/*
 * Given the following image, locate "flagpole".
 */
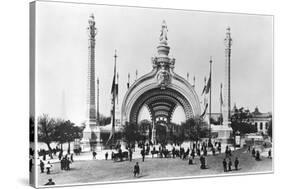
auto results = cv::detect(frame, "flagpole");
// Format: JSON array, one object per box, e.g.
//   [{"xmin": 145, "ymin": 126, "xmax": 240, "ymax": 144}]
[
  {"xmin": 112, "ymin": 50, "xmax": 117, "ymax": 145},
  {"xmin": 209, "ymin": 57, "xmax": 212, "ymax": 138},
  {"xmin": 220, "ymin": 83, "xmax": 223, "ymax": 125}
]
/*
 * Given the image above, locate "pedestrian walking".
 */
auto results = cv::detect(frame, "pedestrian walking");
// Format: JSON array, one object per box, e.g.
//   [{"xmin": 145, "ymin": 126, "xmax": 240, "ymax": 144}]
[
  {"xmin": 212, "ymin": 147, "xmax": 216, "ymax": 156},
  {"xmin": 66, "ymin": 158, "xmax": 71, "ymax": 170},
  {"xmin": 234, "ymin": 157, "xmax": 239, "ymax": 170},
  {"xmin": 45, "ymin": 161, "xmax": 52, "ymax": 174},
  {"xmin": 141, "ymin": 149, "xmax": 145, "ymax": 162},
  {"xmin": 252, "ymin": 148, "xmax": 256, "ymax": 157},
  {"xmin": 60, "ymin": 158, "xmax": 64, "ymax": 170},
  {"xmin": 223, "ymin": 159, "xmax": 227, "ymax": 172},
  {"xmin": 133, "ymin": 162, "xmax": 140, "ymax": 177},
  {"xmin": 92, "ymin": 151, "xmax": 97, "ymax": 159},
  {"xmin": 105, "ymin": 152, "xmax": 108, "ymax": 160},
  {"xmin": 268, "ymin": 149, "xmax": 272, "ymax": 159},
  {"xmin": 255, "ymin": 150, "xmax": 261, "ymax": 161},
  {"xmin": 188, "ymin": 156, "xmax": 193, "ymax": 165},
  {"xmin": 40, "ymin": 160, "xmax": 45, "ymax": 173},
  {"xmin": 228, "ymin": 158, "xmax": 232, "ymax": 171}
]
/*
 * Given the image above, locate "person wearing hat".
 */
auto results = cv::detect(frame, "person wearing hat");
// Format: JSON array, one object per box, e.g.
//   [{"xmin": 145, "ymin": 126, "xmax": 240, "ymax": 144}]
[
  {"xmin": 44, "ymin": 178, "xmax": 55, "ymax": 185},
  {"xmin": 133, "ymin": 162, "xmax": 140, "ymax": 177}
]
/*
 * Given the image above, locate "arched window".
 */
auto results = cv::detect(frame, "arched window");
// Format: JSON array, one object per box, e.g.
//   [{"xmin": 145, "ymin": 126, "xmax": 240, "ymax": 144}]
[{"xmin": 260, "ymin": 122, "xmax": 263, "ymax": 130}]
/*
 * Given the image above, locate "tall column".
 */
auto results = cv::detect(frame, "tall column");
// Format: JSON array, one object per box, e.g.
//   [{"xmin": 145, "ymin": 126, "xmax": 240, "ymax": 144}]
[
  {"xmin": 88, "ymin": 14, "xmax": 97, "ymax": 130},
  {"xmin": 223, "ymin": 27, "xmax": 232, "ymax": 127},
  {"xmin": 81, "ymin": 14, "xmax": 98, "ymax": 151},
  {"xmin": 97, "ymin": 78, "xmax": 99, "ymax": 125}
]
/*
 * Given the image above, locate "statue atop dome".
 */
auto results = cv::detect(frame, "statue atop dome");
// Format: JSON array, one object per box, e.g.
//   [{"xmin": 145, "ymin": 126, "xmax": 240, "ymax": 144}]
[{"xmin": 159, "ymin": 20, "xmax": 168, "ymax": 45}]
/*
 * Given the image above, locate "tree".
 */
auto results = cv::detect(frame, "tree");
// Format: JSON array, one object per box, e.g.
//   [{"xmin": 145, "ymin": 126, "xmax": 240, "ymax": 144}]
[
  {"xmin": 122, "ymin": 122, "xmax": 140, "ymax": 145},
  {"xmin": 231, "ymin": 106, "xmax": 257, "ymax": 134},
  {"xmin": 98, "ymin": 114, "xmax": 111, "ymax": 126},
  {"xmin": 182, "ymin": 116, "xmax": 209, "ymax": 143},
  {"xmin": 54, "ymin": 120, "xmax": 83, "ymax": 153},
  {"xmin": 38, "ymin": 114, "xmax": 55, "ymax": 158}
]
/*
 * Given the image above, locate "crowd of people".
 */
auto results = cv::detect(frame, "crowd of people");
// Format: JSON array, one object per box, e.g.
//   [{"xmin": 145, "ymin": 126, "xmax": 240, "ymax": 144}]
[{"xmin": 36, "ymin": 139, "xmax": 272, "ymax": 184}]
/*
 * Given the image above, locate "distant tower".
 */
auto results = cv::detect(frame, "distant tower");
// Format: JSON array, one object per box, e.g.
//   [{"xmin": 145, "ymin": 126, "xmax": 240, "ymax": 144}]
[{"xmin": 223, "ymin": 27, "xmax": 232, "ymax": 126}]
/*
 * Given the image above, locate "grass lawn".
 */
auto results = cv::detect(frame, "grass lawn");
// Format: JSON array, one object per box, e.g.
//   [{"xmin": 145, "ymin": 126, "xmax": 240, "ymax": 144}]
[{"xmin": 38, "ymin": 148, "xmax": 272, "ymax": 186}]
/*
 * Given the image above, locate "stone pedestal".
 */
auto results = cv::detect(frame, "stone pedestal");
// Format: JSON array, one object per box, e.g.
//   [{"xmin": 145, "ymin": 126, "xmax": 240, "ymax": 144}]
[
  {"xmin": 92, "ymin": 126, "xmax": 102, "ymax": 151},
  {"xmin": 212, "ymin": 124, "xmax": 233, "ymax": 144},
  {"xmin": 81, "ymin": 127, "xmax": 92, "ymax": 152}
]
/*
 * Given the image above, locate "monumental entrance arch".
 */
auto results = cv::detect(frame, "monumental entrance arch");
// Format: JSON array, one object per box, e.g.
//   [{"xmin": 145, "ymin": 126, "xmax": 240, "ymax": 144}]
[{"xmin": 121, "ymin": 21, "xmax": 201, "ymax": 142}]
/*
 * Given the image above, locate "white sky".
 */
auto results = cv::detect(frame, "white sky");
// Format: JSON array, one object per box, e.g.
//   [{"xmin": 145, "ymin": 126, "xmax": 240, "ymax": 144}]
[{"xmin": 36, "ymin": 1, "xmax": 273, "ymax": 125}]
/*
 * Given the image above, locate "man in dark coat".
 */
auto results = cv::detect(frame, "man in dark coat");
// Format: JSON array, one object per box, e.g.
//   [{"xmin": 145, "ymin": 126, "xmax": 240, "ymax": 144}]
[
  {"xmin": 223, "ymin": 159, "xmax": 227, "ymax": 172},
  {"xmin": 212, "ymin": 147, "xmax": 216, "ymax": 156},
  {"xmin": 234, "ymin": 157, "xmax": 239, "ymax": 170},
  {"xmin": 129, "ymin": 149, "xmax": 133, "ymax": 161},
  {"xmin": 141, "ymin": 149, "xmax": 145, "ymax": 162},
  {"xmin": 66, "ymin": 158, "xmax": 71, "ymax": 170},
  {"xmin": 188, "ymin": 156, "xmax": 193, "ymax": 165},
  {"xmin": 252, "ymin": 148, "xmax": 256, "ymax": 157},
  {"xmin": 255, "ymin": 150, "xmax": 261, "ymax": 161},
  {"xmin": 133, "ymin": 162, "xmax": 140, "ymax": 177},
  {"xmin": 40, "ymin": 160, "xmax": 44, "ymax": 173},
  {"xmin": 228, "ymin": 158, "xmax": 232, "ymax": 171},
  {"xmin": 200, "ymin": 155, "xmax": 206, "ymax": 169},
  {"xmin": 105, "ymin": 152, "xmax": 108, "ymax": 160},
  {"xmin": 172, "ymin": 147, "xmax": 175, "ymax": 158},
  {"xmin": 268, "ymin": 149, "xmax": 272, "ymax": 159}
]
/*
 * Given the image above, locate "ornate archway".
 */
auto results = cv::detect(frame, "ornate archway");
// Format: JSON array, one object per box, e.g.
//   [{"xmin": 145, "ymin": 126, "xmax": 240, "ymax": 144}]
[{"xmin": 121, "ymin": 21, "xmax": 201, "ymax": 142}]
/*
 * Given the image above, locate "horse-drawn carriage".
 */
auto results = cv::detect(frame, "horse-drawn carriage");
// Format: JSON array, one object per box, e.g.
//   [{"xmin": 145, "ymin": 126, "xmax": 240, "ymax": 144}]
[{"xmin": 112, "ymin": 150, "xmax": 129, "ymax": 161}]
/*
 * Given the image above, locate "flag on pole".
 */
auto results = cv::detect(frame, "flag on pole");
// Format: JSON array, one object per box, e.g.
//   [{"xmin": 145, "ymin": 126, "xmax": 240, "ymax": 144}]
[
  {"xmin": 220, "ymin": 83, "xmax": 223, "ymax": 106},
  {"xmin": 201, "ymin": 85, "xmax": 206, "ymax": 96},
  {"xmin": 201, "ymin": 77, "xmax": 207, "ymax": 96},
  {"xmin": 201, "ymin": 103, "xmax": 208, "ymax": 118},
  {"xmin": 205, "ymin": 76, "xmax": 211, "ymax": 94}
]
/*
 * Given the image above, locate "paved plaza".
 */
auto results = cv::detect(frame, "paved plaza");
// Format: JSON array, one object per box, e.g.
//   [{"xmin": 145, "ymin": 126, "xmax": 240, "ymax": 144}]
[{"xmin": 38, "ymin": 147, "xmax": 272, "ymax": 186}]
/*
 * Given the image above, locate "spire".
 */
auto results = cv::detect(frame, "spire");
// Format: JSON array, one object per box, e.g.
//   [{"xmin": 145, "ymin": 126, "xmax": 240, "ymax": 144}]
[
  {"xmin": 135, "ymin": 70, "xmax": 138, "ymax": 81},
  {"xmin": 187, "ymin": 72, "xmax": 189, "ymax": 82},
  {"xmin": 193, "ymin": 76, "xmax": 196, "ymax": 88},
  {"xmin": 127, "ymin": 73, "xmax": 130, "ymax": 89}
]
